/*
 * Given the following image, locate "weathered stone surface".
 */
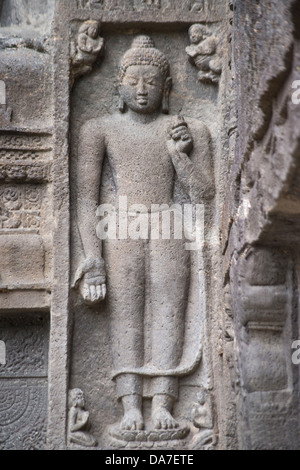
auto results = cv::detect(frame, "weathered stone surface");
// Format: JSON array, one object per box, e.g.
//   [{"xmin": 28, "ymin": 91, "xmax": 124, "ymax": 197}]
[
  {"xmin": 0, "ymin": 313, "xmax": 49, "ymax": 450},
  {"xmin": 220, "ymin": 0, "xmax": 300, "ymax": 451}
]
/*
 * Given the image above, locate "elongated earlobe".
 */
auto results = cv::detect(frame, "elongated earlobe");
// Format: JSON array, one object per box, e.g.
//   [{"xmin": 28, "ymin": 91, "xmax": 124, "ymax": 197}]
[
  {"xmin": 119, "ymin": 96, "xmax": 126, "ymax": 113},
  {"xmin": 162, "ymin": 93, "xmax": 169, "ymax": 114},
  {"xmin": 162, "ymin": 77, "xmax": 172, "ymax": 114}
]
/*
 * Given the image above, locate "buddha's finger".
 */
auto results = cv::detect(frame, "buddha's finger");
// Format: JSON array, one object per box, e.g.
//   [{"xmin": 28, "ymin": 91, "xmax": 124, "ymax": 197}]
[
  {"xmin": 171, "ymin": 125, "xmax": 188, "ymax": 134},
  {"xmin": 96, "ymin": 285, "xmax": 102, "ymax": 299},
  {"xmin": 90, "ymin": 285, "xmax": 96, "ymax": 301},
  {"xmin": 171, "ymin": 128, "xmax": 187, "ymax": 140},
  {"xmin": 83, "ymin": 284, "xmax": 90, "ymax": 300},
  {"xmin": 181, "ymin": 133, "xmax": 192, "ymax": 141},
  {"xmin": 102, "ymin": 284, "xmax": 107, "ymax": 299}
]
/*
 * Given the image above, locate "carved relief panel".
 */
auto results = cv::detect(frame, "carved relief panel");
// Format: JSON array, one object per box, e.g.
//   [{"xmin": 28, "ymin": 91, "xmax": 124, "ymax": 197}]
[
  {"xmin": 0, "ymin": 130, "xmax": 53, "ymax": 289},
  {"xmin": 76, "ymin": 0, "xmax": 221, "ymax": 14},
  {"xmin": 68, "ymin": 0, "xmax": 224, "ymax": 448}
]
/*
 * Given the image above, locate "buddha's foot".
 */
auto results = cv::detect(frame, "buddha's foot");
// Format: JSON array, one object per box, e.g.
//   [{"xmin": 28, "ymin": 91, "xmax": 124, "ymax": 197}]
[
  {"xmin": 120, "ymin": 409, "xmax": 144, "ymax": 431},
  {"xmin": 152, "ymin": 407, "xmax": 179, "ymax": 430}
]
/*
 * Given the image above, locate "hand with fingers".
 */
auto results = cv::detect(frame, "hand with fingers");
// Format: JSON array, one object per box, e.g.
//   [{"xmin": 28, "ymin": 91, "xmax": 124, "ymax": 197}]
[
  {"xmin": 74, "ymin": 257, "xmax": 106, "ymax": 306},
  {"xmin": 167, "ymin": 115, "xmax": 194, "ymax": 156}
]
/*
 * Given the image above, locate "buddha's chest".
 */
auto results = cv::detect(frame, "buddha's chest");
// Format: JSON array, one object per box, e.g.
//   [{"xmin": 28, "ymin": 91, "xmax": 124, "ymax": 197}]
[{"xmin": 104, "ymin": 122, "xmax": 172, "ymax": 177}]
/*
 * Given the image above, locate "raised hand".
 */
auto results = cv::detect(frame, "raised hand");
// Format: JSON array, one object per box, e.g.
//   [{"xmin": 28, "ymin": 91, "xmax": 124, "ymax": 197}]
[{"xmin": 167, "ymin": 116, "xmax": 193, "ymax": 156}]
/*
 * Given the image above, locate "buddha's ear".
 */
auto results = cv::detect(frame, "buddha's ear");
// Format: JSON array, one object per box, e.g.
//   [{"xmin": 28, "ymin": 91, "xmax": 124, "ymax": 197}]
[
  {"xmin": 119, "ymin": 95, "xmax": 126, "ymax": 113},
  {"xmin": 162, "ymin": 77, "xmax": 172, "ymax": 114}
]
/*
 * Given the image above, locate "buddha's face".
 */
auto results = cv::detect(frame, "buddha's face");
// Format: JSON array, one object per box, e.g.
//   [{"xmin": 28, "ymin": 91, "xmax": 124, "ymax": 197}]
[{"xmin": 120, "ymin": 64, "xmax": 166, "ymax": 114}]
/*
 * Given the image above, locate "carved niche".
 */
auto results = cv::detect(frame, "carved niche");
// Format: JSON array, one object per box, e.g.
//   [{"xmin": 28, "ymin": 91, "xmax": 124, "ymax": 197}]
[{"xmin": 70, "ymin": 23, "xmax": 217, "ymax": 449}]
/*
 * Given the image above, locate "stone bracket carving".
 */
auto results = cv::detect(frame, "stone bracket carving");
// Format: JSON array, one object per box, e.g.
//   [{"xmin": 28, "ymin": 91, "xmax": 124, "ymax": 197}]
[
  {"xmin": 70, "ymin": 20, "xmax": 104, "ymax": 84},
  {"xmin": 186, "ymin": 24, "xmax": 222, "ymax": 85}
]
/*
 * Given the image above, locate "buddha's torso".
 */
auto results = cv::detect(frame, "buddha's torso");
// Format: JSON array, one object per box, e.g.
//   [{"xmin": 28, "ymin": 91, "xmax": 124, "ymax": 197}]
[{"xmin": 101, "ymin": 114, "xmax": 175, "ymax": 208}]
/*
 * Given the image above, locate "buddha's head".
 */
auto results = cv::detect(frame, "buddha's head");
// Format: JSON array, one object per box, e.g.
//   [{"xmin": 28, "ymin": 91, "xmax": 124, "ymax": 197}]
[{"xmin": 118, "ymin": 36, "xmax": 172, "ymax": 115}]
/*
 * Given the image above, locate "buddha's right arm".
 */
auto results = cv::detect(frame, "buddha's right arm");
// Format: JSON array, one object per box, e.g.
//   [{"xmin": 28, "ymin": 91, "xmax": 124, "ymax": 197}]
[
  {"xmin": 77, "ymin": 119, "xmax": 105, "ymax": 261},
  {"xmin": 75, "ymin": 120, "xmax": 107, "ymax": 302}
]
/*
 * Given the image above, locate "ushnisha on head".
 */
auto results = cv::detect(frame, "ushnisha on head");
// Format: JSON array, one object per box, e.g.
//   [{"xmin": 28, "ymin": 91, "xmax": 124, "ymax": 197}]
[
  {"xmin": 118, "ymin": 35, "xmax": 172, "ymax": 114},
  {"xmin": 119, "ymin": 35, "xmax": 170, "ymax": 83}
]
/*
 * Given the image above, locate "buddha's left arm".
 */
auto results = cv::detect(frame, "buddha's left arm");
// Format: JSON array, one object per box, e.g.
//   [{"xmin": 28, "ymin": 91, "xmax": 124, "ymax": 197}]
[
  {"xmin": 168, "ymin": 119, "xmax": 215, "ymax": 203},
  {"xmin": 189, "ymin": 120, "xmax": 215, "ymax": 202}
]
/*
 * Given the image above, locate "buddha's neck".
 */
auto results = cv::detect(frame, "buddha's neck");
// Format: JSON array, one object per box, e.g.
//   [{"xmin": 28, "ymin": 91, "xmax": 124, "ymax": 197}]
[{"xmin": 126, "ymin": 108, "xmax": 161, "ymax": 124}]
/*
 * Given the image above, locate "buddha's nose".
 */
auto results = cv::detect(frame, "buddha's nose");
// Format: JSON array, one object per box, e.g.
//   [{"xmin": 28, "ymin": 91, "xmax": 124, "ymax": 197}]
[{"xmin": 137, "ymin": 80, "xmax": 147, "ymax": 95}]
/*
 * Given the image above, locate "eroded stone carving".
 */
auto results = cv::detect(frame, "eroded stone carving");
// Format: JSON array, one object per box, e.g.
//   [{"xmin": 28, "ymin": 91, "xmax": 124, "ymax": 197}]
[
  {"xmin": 190, "ymin": 389, "xmax": 215, "ymax": 450},
  {"xmin": 186, "ymin": 24, "xmax": 222, "ymax": 85},
  {"xmin": 68, "ymin": 389, "xmax": 97, "ymax": 447},
  {"xmin": 237, "ymin": 248, "xmax": 289, "ymax": 392},
  {"xmin": 0, "ymin": 131, "xmax": 52, "ymax": 182},
  {"xmin": 77, "ymin": 0, "xmax": 159, "ymax": 10},
  {"xmin": 0, "ymin": 314, "xmax": 49, "ymax": 450},
  {"xmin": 191, "ymin": 390, "xmax": 213, "ymax": 430},
  {"xmin": 76, "ymin": 0, "xmax": 220, "ymax": 13},
  {"xmin": 75, "ymin": 35, "xmax": 214, "ymax": 441},
  {"xmin": 71, "ymin": 20, "xmax": 104, "ymax": 82},
  {"xmin": 0, "ymin": 163, "xmax": 51, "ymax": 183},
  {"xmin": 0, "ymin": 185, "xmax": 43, "ymax": 232},
  {"xmin": 0, "ymin": 385, "xmax": 47, "ymax": 450},
  {"xmin": 231, "ymin": 247, "xmax": 296, "ymax": 449},
  {"xmin": 0, "ymin": 133, "xmax": 52, "ymax": 151}
]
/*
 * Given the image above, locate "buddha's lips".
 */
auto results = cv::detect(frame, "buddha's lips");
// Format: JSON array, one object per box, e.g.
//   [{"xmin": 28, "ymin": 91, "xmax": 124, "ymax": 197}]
[{"xmin": 137, "ymin": 97, "xmax": 148, "ymax": 105}]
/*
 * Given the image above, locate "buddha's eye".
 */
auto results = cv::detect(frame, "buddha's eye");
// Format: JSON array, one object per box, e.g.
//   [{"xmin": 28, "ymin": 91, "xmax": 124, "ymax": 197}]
[
  {"xmin": 145, "ymin": 79, "xmax": 156, "ymax": 86},
  {"xmin": 126, "ymin": 79, "xmax": 138, "ymax": 86}
]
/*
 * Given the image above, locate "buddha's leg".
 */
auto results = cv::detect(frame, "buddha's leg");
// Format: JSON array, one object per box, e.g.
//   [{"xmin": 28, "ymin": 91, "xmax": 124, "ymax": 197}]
[
  {"xmin": 149, "ymin": 237, "xmax": 190, "ymax": 429},
  {"xmin": 104, "ymin": 238, "xmax": 146, "ymax": 430}
]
